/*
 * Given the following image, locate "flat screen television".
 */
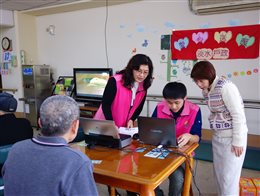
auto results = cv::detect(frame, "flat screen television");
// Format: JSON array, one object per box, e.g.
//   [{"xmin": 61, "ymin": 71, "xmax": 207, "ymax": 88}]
[{"xmin": 73, "ymin": 68, "xmax": 113, "ymax": 104}]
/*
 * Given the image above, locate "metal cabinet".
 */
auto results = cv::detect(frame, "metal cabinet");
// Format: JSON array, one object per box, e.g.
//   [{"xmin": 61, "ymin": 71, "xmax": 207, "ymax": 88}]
[{"xmin": 21, "ymin": 65, "xmax": 51, "ymax": 127}]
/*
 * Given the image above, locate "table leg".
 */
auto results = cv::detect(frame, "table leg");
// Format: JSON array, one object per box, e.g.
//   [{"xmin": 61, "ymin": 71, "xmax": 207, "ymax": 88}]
[
  {"xmin": 110, "ymin": 186, "xmax": 116, "ymax": 196},
  {"xmin": 140, "ymin": 185, "xmax": 155, "ymax": 196},
  {"xmin": 182, "ymin": 156, "xmax": 194, "ymax": 196}
]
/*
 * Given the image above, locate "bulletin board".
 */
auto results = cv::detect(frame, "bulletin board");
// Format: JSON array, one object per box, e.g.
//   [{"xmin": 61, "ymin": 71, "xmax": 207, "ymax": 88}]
[
  {"xmin": 171, "ymin": 25, "xmax": 260, "ymax": 60},
  {"xmin": 166, "ymin": 24, "xmax": 260, "ymax": 101}
]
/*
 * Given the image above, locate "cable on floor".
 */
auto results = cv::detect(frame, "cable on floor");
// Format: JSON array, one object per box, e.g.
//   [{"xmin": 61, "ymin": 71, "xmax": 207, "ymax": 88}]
[{"xmin": 169, "ymin": 149, "xmax": 203, "ymax": 196}]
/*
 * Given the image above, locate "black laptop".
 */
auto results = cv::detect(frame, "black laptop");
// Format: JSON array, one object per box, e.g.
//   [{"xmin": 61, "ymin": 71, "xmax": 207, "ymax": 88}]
[
  {"xmin": 137, "ymin": 116, "xmax": 177, "ymax": 147},
  {"xmin": 79, "ymin": 117, "xmax": 131, "ymax": 148}
]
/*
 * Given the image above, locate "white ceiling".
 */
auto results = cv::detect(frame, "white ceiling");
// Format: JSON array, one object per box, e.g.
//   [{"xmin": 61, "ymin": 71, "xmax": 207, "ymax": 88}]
[
  {"xmin": 0, "ymin": 0, "xmax": 80, "ymax": 11},
  {"xmin": 0, "ymin": 0, "xmax": 141, "ymax": 16}
]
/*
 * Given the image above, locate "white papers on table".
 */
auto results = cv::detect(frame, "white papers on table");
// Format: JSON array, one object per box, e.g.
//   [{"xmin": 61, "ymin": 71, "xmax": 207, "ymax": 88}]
[{"xmin": 118, "ymin": 127, "xmax": 138, "ymax": 137}]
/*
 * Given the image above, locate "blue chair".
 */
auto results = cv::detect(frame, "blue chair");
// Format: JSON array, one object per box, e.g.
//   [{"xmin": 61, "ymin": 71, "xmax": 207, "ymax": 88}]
[{"xmin": 0, "ymin": 144, "xmax": 12, "ymax": 196}]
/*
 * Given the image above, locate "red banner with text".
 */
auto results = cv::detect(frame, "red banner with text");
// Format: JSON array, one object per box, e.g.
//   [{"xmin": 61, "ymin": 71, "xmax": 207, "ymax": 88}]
[{"xmin": 171, "ymin": 24, "xmax": 260, "ymax": 60}]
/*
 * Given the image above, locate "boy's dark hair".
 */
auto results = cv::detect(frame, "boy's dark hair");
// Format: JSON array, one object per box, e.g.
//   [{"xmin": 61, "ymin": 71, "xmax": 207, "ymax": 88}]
[{"xmin": 163, "ymin": 82, "xmax": 187, "ymax": 99}]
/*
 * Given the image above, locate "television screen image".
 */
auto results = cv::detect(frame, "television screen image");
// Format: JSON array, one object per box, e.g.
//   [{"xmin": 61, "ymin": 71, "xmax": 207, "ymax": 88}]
[
  {"xmin": 73, "ymin": 68, "xmax": 113, "ymax": 102},
  {"xmin": 76, "ymin": 73, "xmax": 108, "ymax": 96}
]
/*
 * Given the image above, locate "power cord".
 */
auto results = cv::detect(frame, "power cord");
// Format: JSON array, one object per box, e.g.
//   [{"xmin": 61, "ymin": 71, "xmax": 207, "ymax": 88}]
[
  {"xmin": 104, "ymin": 0, "xmax": 109, "ymax": 68},
  {"xmin": 193, "ymin": 159, "xmax": 201, "ymax": 195},
  {"xmin": 169, "ymin": 149, "xmax": 203, "ymax": 196},
  {"xmin": 142, "ymin": 146, "xmax": 202, "ymax": 195}
]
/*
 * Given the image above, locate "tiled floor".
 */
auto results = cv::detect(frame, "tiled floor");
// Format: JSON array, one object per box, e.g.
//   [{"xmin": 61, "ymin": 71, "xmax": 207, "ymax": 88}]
[{"xmin": 96, "ymin": 160, "xmax": 260, "ymax": 196}]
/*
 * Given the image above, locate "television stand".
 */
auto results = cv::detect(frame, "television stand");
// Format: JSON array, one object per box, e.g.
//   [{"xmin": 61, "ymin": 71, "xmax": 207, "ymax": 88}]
[
  {"xmin": 83, "ymin": 101, "xmax": 100, "ymax": 108},
  {"xmin": 76, "ymin": 99, "xmax": 101, "ymax": 118},
  {"xmin": 79, "ymin": 104, "xmax": 99, "ymax": 118}
]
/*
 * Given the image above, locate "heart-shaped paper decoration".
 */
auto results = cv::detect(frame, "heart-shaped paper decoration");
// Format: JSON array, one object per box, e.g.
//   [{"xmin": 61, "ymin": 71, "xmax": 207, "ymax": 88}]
[
  {"xmin": 192, "ymin": 32, "xmax": 208, "ymax": 44},
  {"xmin": 174, "ymin": 37, "xmax": 189, "ymax": 51},
  {"xmin": 214, "ymin": 31, "xmax": 232, "ymax": 43},
  {"xmin": 236, "ymin": 34, "xmax": 255, "ymax": 48}
]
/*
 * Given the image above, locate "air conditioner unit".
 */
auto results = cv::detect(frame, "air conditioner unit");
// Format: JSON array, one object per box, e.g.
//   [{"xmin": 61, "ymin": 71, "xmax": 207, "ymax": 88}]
[{"xmin": 190, "ymin": 0, "xmax": 260, "ymax": 15}]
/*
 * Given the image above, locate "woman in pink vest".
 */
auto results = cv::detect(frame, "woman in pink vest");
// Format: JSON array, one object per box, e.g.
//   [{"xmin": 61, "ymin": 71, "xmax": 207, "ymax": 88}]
[
  {"xmin": 94, "ymin": 54, "xmax": 153, "ymax": 196},
  {"xmin": 94, "ymin": 54, "xmax": 154, "ymax": 128},
  {"xmin": 152, "ymin": 82, "xmax": 202, "ymax": 196}
]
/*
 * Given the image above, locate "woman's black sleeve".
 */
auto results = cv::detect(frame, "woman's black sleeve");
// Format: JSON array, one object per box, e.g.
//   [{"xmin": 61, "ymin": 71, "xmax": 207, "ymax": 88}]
[
  {"xmin": 130, "ymin": 92, "xmax": 147, "ymax": 121},
  {"xmin": 102, "ymin": 77, "xmax": 117, "ymax": 120}
]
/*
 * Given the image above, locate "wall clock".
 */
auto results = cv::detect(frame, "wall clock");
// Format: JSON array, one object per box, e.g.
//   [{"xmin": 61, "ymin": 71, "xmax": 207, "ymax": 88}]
[{"xmin": 2, "ymin": 37, "xmax": 12, "ymax": 50}]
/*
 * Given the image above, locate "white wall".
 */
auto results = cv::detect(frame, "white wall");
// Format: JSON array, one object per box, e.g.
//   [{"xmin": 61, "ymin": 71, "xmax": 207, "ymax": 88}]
[
  {"xmin": 0, "ymin": 12, "xmax": 38, "ymax": 112},
  {"xmin": 0, "ymin": 16, "xmax": 22, "ymax": 110},
  {"xmin": 16, "ymin": 12, "xmax": 38, "ymax": 65},
  {"xmin": 35, "ymin": 1, "xmax": 259, "ymax": 86}
]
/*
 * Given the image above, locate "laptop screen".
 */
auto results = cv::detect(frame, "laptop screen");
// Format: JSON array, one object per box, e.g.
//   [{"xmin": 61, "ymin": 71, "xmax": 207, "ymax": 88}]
[
  {"xmin": 137, "ymin": 116, "xmax": 177, "ymax": 147},
  {"xmin": 79, "ymin": 117, "xmax": 120, "ymax": 139}
]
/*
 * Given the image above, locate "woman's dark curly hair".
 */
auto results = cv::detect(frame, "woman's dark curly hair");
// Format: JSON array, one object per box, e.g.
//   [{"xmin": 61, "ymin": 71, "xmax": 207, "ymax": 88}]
[{"xmin": 117, "ymin": 54, "xmax": 154, "ymax": 90}]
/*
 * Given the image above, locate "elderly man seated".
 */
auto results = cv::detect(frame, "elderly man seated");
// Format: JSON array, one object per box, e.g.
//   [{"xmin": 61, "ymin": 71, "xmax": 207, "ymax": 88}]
[{"xmin": 2, "ymin": 95, "xmax": 98, "ymax": 195}]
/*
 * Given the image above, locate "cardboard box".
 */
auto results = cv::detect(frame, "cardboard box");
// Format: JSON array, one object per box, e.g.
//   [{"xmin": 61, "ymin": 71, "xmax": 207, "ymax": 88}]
[
  {"xmin": 252, "ymin": 178, "xmax": 260, "ymax": 196},
  {"xmin": 240, "ymin": 177, "xmax": 256, "ymax": 196}
]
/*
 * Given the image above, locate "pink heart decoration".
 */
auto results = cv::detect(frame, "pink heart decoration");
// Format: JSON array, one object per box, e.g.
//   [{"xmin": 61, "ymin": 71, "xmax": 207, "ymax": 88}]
[{"xmin": 192, "ymin": 32, "xmax": 208, "ymax": 44}]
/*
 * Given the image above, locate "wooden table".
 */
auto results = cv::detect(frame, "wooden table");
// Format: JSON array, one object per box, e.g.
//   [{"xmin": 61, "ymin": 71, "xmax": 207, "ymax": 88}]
[{"xmin": 70, "ymin": 141, "xmax": 198, "ymax": 196}]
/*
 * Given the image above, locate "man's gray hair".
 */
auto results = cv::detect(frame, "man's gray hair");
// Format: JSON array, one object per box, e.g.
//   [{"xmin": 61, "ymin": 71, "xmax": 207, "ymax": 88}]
[{"xmin": 40, "ymin": 95, "xmax": 79, "ymax": 136}]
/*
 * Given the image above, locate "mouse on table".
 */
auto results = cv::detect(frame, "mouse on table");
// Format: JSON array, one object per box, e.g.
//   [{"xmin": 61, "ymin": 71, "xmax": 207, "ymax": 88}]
[{"xmin": 132, "ymin": 133, "xmax": 139, "ymax": 140}]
